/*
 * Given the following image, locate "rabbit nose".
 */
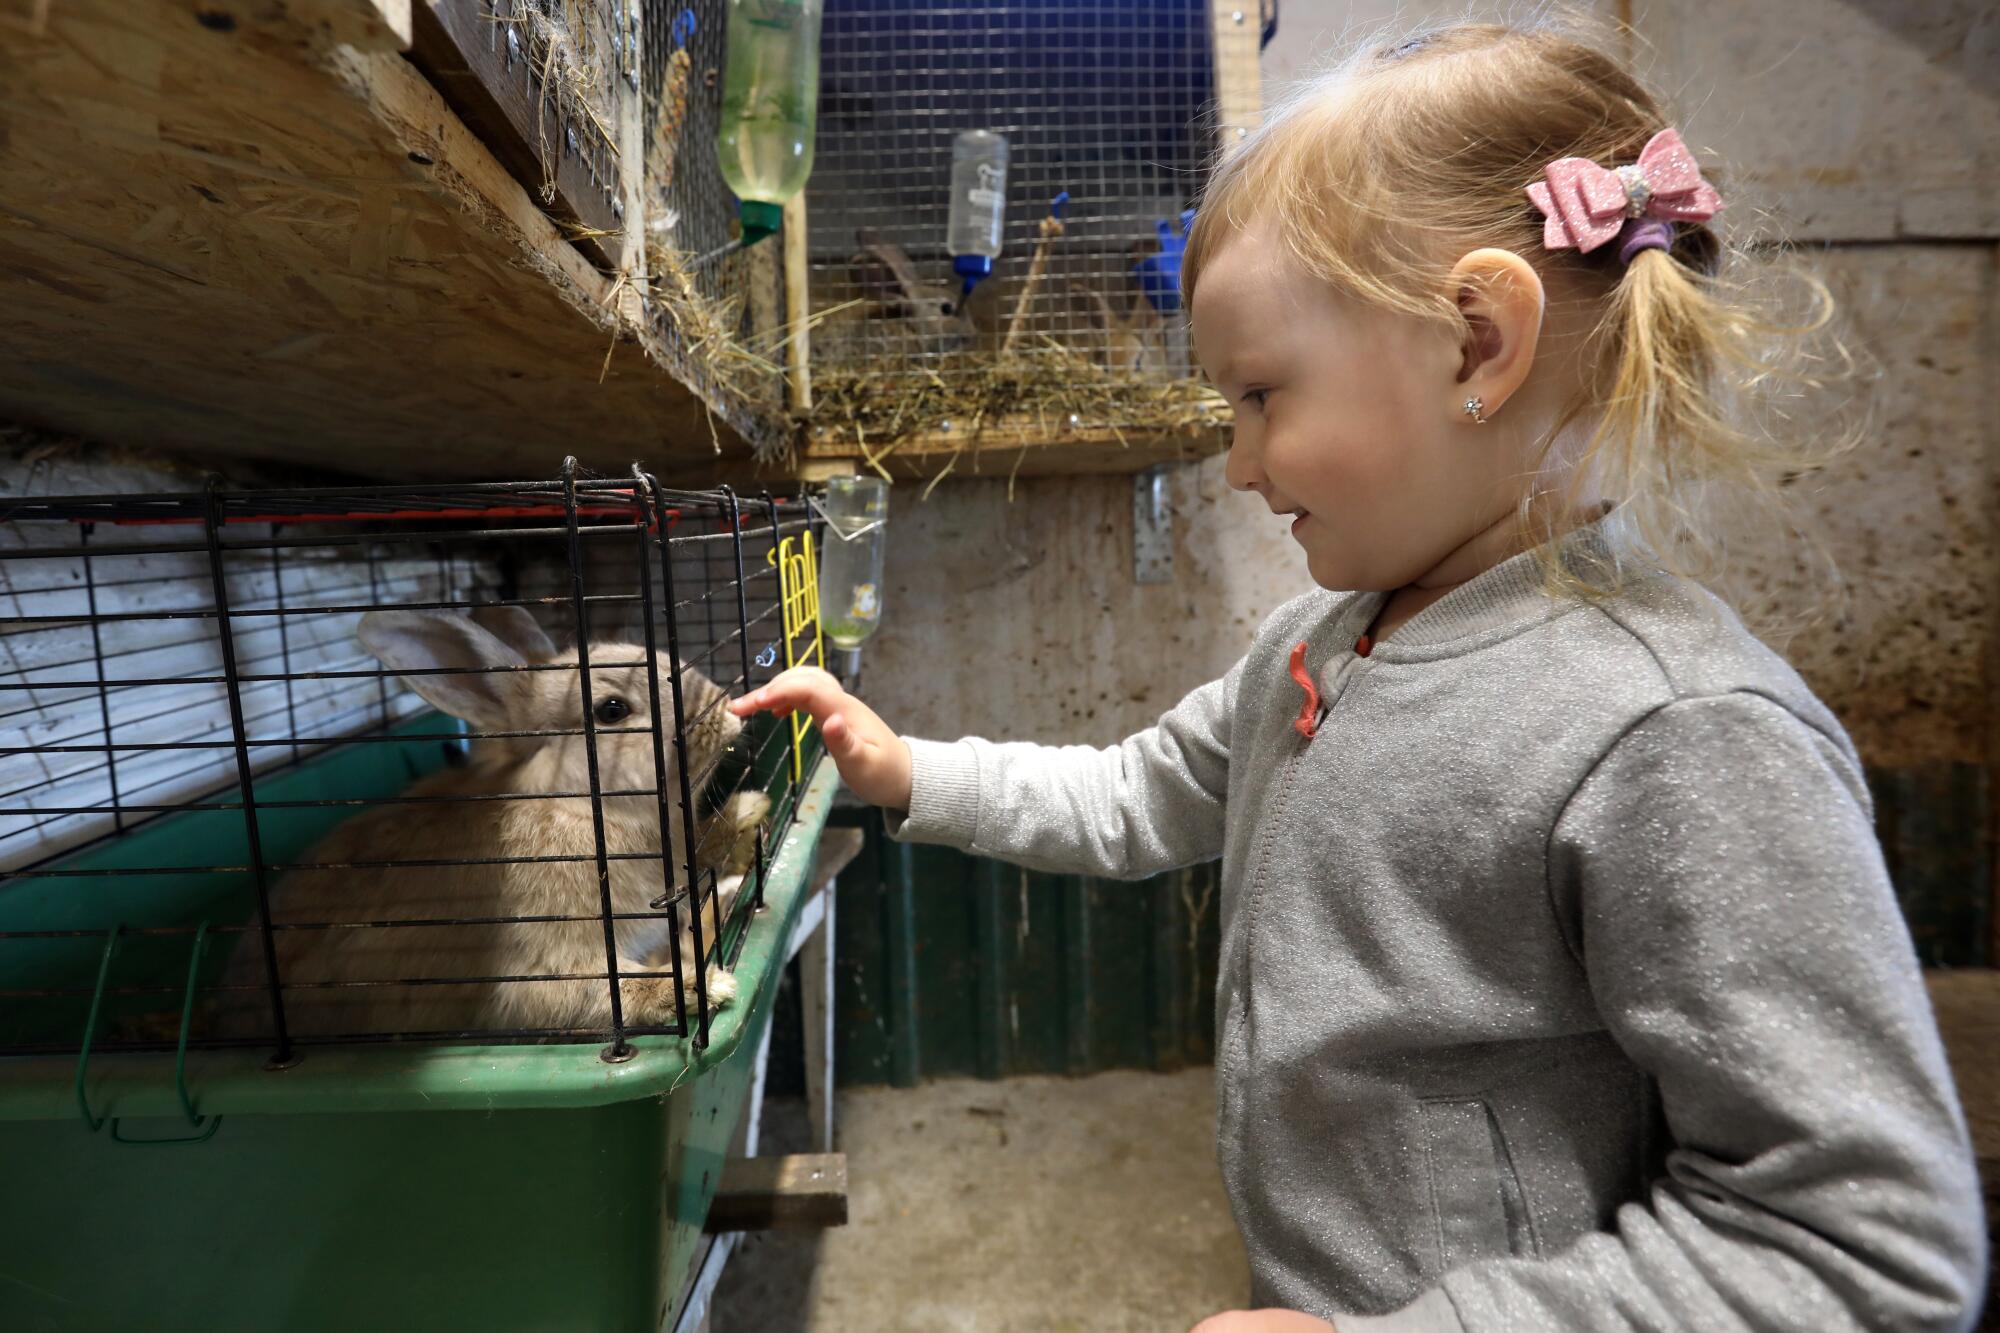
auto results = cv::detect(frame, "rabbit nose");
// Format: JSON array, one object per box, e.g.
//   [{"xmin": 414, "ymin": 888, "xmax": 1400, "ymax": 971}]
[{"xmin": 706, "ymin": 740, "xmax": 754, "ymax": 797}]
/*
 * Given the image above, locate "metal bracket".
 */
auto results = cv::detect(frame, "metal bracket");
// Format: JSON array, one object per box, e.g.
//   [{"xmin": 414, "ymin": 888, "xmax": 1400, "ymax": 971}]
[{"xmin": 1132, "ymin": 466, "xmax": 1175, "ymax": 585}]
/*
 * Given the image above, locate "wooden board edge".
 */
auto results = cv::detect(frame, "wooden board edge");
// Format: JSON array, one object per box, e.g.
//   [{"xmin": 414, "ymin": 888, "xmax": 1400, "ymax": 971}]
[
  {"xmin": 1210, "ymin": 0, "xmax": 1263, "ymax": 157},
  {"xmin": 799, "ymin": 421, "xmax": 1229, "ymax": 482},
  {"xmin": 703, "ymin": 1153, "xmax": 849, "ymax": 1232}
]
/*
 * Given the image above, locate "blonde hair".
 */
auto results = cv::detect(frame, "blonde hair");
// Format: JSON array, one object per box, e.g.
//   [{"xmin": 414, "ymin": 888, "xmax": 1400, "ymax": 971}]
[{"xmin": 1183, "ymin": 16, "xmax": 1856, "ymax": 620}]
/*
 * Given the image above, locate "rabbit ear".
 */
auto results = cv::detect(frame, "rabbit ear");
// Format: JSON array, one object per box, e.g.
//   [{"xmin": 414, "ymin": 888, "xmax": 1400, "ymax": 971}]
[
  {"xmin": 469, "ymin": 605, "xmax": 557, "ymax": 663},
  {"xmin": 357, "ymin": 610, "xmax": 529, "ymax": 730}
]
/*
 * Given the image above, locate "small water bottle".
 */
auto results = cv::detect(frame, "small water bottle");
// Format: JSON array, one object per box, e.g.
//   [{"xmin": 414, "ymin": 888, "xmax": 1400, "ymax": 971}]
[
  {"xmin": 813, "ymin": 476, "xmax": 890, "ymax": 652},
  {"xmin": 947, "ymin": 130, "xmax": 1008, "ymax": 294}
]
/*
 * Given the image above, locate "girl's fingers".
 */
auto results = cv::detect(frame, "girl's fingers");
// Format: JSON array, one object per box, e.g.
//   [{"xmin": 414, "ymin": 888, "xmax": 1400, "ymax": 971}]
[{"xmin": 732, "ymin": 672, "xmax": 837, "ymax": 720}]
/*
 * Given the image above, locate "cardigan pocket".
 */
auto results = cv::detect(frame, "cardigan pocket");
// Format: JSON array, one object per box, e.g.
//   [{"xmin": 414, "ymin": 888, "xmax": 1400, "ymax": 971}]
[{"xmin": 1419, "ymin": 1097, "xmax": 1539, "ymax": 1271}]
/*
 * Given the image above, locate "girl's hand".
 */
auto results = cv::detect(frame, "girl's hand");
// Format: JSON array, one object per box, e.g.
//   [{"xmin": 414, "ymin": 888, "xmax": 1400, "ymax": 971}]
[
  {"xmin": 1190, "ymin": 1312, "xmax": 1336, "ymax": 1333},
  {"xmin": 729, "ymin": 667, "xmax": 913, "ymax": 811}
]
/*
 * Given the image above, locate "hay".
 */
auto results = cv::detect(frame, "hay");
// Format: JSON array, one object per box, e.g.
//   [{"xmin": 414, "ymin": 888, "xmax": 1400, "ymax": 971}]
[
  {"xmin": 807, "ymin": 340, "xmax": 1229, "ymax": 471},
  {"xmin": 640, "ymin": 239, "xmax": 785, "ymax": 433}
]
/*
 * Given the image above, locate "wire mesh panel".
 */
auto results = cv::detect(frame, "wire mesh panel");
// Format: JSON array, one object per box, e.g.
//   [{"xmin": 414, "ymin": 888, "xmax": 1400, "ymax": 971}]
[
  {"xmin": 806, "ymin": 0, "xmax": 1220, "ymax": 434},
  {"xmin": 0, "ymin": 468, "xmax": 822, "ymax": 1063},
  {"xmin": 641, "ymin": 0, "xmax": 790, "ymax": 422}
]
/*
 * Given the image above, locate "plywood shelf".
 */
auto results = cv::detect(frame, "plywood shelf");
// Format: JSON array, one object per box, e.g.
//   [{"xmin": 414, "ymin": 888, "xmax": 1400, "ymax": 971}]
[
  {"xmin": 0, "ymin": 0, "xmax": 785, "ymax": 482},
  {"xmin": 791, "ymin": 417, "xmax": 1229, "ymax": 484}
]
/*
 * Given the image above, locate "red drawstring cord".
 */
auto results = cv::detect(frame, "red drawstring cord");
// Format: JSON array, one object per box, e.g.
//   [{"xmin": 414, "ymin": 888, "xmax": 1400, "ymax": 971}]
[
  {"xmin": 1289, "ymin": 642, "xmax": 1320, "ymax": 739},
  {"xmin": 1290, "ymin": 635, "xmax": 1373, "ymax": 740}
]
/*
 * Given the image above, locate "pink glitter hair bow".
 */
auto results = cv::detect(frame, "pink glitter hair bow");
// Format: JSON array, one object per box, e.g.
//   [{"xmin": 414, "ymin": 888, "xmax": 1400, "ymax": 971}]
[{"xmin": 1525, "ymin": 128, "xmax": 1723, "ymax": 262}]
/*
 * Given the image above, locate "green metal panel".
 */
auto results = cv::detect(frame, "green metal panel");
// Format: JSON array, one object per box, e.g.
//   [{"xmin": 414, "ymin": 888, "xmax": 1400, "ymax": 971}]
[
  {"xmin": 813, "ymin": 809, "xmax": 1222, "ymax": 1089},
  {"xmin": 0, "ymin": 745, "xmax": 841, "ymax": 1332},
  {"xmin": 1870, "ymin": 762, "xmax": 1992, "ymax": 967}
]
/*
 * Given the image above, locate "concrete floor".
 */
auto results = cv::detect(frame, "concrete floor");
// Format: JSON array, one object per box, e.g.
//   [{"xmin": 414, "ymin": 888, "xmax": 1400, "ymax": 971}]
[{"xmin": 713, "ymin": 1068, "xmax": 1250, "ymax": 1333}]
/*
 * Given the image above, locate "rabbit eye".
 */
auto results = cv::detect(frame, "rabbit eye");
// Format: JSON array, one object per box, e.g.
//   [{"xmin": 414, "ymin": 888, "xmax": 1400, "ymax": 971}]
[{"xmin": 594, "ymin": 697, "xmax": 631, "ymax": 725}]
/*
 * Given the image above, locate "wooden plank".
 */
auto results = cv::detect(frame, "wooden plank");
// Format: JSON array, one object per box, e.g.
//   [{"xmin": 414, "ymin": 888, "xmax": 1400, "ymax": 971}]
[
  {"xmin": 1209, "ymin": 0, "xmax": 1264, "ymax": 158},
  {"xmin": 0, "ymin": 0, "xmax": 780, "ymax": 480},
  {"xmin": 797, "ymin": 419, "xmax": 1229, "ymax": 482},
  {"xmin": 702, "ymin": 1153, "xmax": 849, "ymax": 1233},
  {"xmin": 799, "ymin": 888, "xmax": 836, "ymax": 1153},
  {"xmin": 406, "ymin": 0, "xmax": 624, "ymax": 262}
]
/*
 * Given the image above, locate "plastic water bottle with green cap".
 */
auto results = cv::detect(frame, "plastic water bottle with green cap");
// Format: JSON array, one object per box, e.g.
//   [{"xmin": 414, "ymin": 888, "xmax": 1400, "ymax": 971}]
[{"xmin": 716, "ymin": 0, "xmax": 823, "ymax": 247}]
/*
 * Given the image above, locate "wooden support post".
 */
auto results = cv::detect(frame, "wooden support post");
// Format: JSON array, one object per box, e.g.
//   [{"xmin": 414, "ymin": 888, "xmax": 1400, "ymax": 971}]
[
  {"xmin": 703, "ymin": 1154, "xmax": 849, "ymax": 1232},
  {"xmin": 616, "ymin": 0, "xmax": 648, "ymax": 311},
  {"xmin": 783, "ymin": 194, "xmax": 813, "ymax": 414},
  {"xmin": 1209, "ymin": 0, "xmax": 1263, "ymax": 159},
  {"xmin": 801, "ymin": 882, "xmax": 836, "ymax": 1153}
]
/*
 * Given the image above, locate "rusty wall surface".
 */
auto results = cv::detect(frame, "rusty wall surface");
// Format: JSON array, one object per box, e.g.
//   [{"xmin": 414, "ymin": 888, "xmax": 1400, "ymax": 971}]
[{"xmin": 860, "ymin": 461, "xmax": 1316, "ymax": 746}]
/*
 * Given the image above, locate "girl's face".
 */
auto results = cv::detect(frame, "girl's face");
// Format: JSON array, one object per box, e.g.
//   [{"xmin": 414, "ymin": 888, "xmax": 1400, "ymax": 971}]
[{"xmin": 1190, "ymin": 217, "xmax": 1529, "ymax": 593}]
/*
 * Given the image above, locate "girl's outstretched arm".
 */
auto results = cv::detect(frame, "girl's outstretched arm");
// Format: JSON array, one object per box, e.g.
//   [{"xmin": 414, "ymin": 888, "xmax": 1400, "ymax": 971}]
[{"xmin": 733, "ymin": 659, "xmax": 1241, "ymax": 880}]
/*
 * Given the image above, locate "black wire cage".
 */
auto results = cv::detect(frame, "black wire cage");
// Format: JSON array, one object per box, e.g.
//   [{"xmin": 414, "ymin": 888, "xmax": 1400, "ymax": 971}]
[{"xmin": 0, "ymin": 462, "xmax": 825, "ymax": 1066}]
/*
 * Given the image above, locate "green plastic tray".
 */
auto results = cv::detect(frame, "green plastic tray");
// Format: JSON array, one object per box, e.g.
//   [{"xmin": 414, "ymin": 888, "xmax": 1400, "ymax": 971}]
[{"xmin": 0, "ymin": 727, "xmax": 839, "ymax": 1332}]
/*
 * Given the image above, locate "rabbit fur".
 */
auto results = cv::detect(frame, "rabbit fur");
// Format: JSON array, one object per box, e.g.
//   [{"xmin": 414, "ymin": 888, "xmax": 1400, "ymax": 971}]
[{"xmin": 211, "ymin": 606, "xmax": 768, "ymax": 1041}]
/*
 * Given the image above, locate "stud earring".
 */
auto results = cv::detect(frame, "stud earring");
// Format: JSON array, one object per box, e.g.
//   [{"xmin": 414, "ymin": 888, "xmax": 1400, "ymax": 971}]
[{"xmin": 1462, "ymin": 396, "xmax": 1487, "ymax": 425}]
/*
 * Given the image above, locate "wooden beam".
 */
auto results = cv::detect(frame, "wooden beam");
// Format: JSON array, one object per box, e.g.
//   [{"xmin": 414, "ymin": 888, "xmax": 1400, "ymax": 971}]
[
  {"xmin": 798, "ymin": 419, "xmax": 1228, "ymax": 482},
  {"xmin": 703, "ymin": 1153, "xmax": 849, "ymax": 1233},
  {"xmin": 783, "ymin": 194, "xmax": 814, "ymax": 415},
  {"xmin": 1209, "ymin": 0, "xmax": 1263, "ymax": 158},
  {"xmin": 406, "ymin": 0, "xmax": 626, "ymax": 263},
  {"xmin": 615, "ymin": 0, "xmax": 648, "ymax": 290},
  {"xmin": 0, "ymin": 0, "xmax": 779, "ymax": 479}
]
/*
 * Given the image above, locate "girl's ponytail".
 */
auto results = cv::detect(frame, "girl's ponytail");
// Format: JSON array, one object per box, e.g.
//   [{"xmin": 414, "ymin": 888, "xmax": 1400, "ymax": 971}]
[{"xmin": 1554, "ymin": 236, "xmax": 1853, "ymax": 626}]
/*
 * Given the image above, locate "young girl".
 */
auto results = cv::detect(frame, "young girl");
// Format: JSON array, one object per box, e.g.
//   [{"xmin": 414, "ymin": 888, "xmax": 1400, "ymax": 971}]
[{"xmin": 737, "ymin": 20, "xmax": 1987, "ymax": 1332}]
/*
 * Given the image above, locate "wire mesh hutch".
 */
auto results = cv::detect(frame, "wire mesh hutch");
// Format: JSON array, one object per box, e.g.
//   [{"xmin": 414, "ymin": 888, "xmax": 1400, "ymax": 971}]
[
  {"xmin": 793, "ymin": 0, "xmax": 1267, "ymax": 480},
  {"xmin": 0, "ymin": 464, "xmax": 833, "ymax": 1330}
]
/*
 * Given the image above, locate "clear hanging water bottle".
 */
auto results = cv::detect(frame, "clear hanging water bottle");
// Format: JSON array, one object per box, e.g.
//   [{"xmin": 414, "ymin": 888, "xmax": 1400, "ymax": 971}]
[
  {"xmin": 717, "ymin": 0, "xmax": 824, "ymax": 247},
  {"xmin": 814, "ymin": 477, "xmax": 890, "ymax": 651},
  {"xmin": 948, "ymin": 130, "xmax": 1009, "ymax": 295}
]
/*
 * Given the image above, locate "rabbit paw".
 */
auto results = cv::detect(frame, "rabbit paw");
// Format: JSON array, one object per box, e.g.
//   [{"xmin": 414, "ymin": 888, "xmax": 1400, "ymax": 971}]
[
  {"xmin": 704, "ymin": 963, "xmax": 738, "ymax": 1008},
  {"xmin": 719, "ymin": 789, "xmax": 771, "ymax": 831}
]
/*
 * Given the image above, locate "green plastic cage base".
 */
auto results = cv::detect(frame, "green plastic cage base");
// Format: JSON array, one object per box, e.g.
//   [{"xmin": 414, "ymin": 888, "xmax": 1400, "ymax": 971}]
[{"xmin": 0, "ymin": 757, "xmax": 839, "ymax": 1333}]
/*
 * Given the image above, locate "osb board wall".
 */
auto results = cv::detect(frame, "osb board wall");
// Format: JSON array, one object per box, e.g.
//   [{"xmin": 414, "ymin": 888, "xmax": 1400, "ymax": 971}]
[
  {"xmin": 1737, "ymin": 247, "xmax": 1997, "ymax": 770},
  {"xmin": 0, "ymin": 0, "xmax": 769, "ymax": 481}
]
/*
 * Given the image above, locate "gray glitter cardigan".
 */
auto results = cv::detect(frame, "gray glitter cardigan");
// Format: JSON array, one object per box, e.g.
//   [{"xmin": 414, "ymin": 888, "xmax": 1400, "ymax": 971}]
[{"xmin": 889, "ymin": 543, "xmax": 1986, "ymax": 1331}]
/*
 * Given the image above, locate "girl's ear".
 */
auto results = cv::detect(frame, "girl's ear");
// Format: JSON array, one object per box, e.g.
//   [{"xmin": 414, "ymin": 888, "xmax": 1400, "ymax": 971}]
[
  {"xmin": 357, "ymin": 610, "xmax": 528, "ymax": 730},
  {"xmin": 1449, "ymin": 248, "xmax": 1545, "ymax": 420}
]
